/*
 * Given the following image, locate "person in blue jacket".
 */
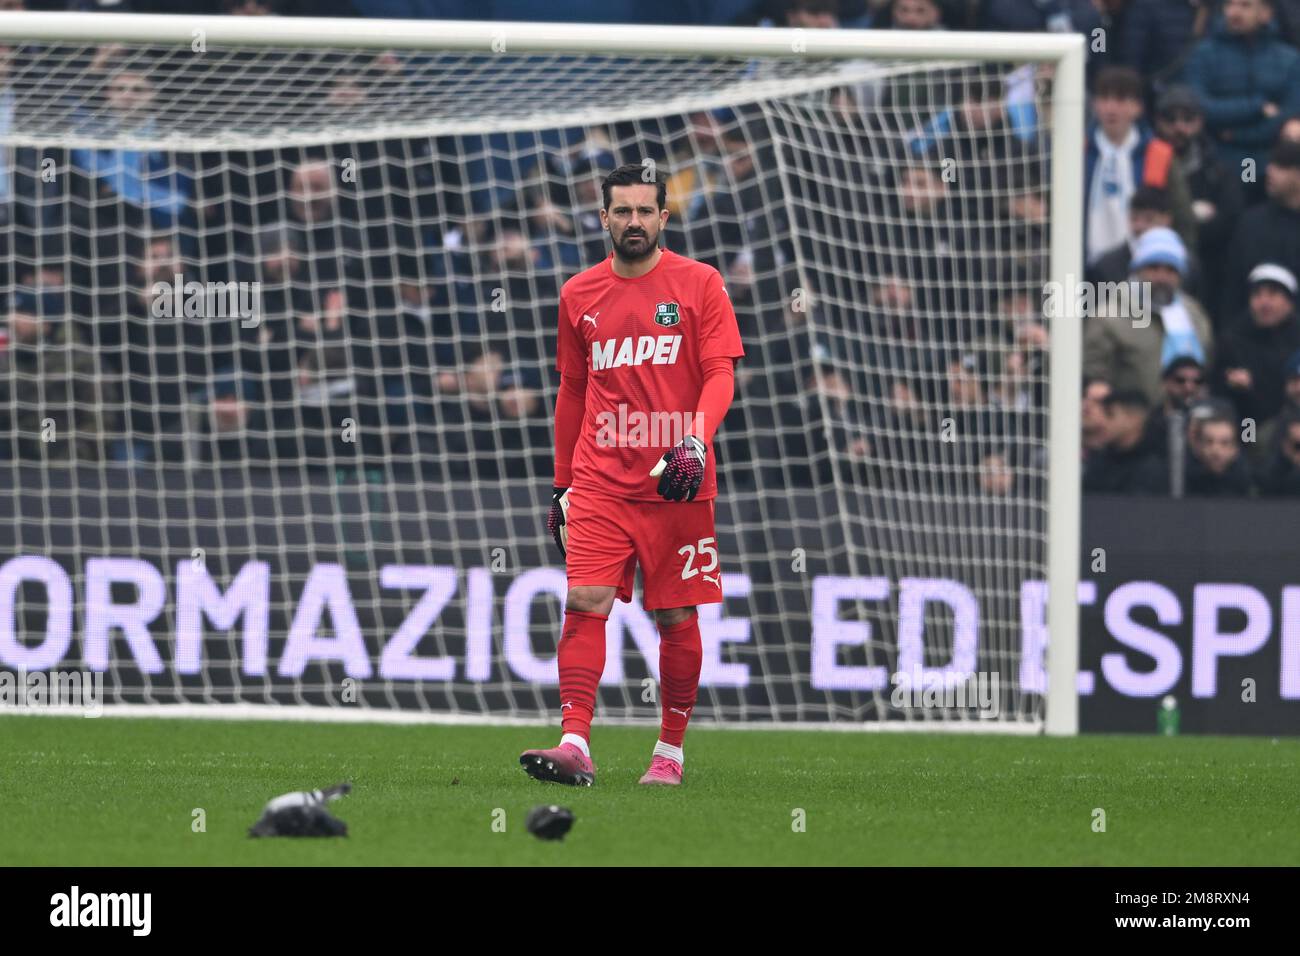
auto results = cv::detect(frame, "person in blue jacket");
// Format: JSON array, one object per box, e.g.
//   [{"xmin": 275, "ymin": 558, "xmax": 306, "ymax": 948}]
[{"xmin": 1183, "ymin": 0, "xmax": 1300, "ymax": 176}]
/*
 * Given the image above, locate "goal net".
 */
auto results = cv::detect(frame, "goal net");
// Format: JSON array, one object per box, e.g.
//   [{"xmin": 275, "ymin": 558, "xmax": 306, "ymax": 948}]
[{"xmin": 0, "ymin": 14, "xmax": 1083, "ymax": 731}]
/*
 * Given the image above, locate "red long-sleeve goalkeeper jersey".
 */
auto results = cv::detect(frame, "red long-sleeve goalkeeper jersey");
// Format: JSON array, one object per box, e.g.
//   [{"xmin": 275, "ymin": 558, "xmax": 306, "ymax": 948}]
[{"xmin": 554, "ymin": 249, "xmax": 745, "ymax": 502}]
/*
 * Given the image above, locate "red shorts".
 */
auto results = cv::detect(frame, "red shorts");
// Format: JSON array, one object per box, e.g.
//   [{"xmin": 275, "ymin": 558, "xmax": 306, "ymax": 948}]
[{"xmin": 564, "ymin": 488, "xmax": 724, "ymax": 610}]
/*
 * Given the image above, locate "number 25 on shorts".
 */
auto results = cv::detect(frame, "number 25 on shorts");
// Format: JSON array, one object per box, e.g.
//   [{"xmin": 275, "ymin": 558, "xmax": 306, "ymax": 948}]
[{"xmin": 679, "ymin": 536, "xmax": 719, "ymax": 585}]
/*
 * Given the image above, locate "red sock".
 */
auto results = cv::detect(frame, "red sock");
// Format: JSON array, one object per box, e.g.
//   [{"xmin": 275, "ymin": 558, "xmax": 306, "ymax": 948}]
[
  {"xmin": 657, "ymin": 611, "xmax": 703, "ymax": 747},
  {"xmin": 557, "ymin": 608, "xmax": 608, "ymax": 741}
]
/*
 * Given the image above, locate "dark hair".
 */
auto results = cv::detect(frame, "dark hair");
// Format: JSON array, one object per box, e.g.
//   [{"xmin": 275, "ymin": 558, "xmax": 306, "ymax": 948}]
[
  {"xmin": 1194, "ymin": 413, "xmax": 1237, "ymax": 439},
  {"xmin": 785, "ymin": 0, "xmax": 839, "ymax": 15},
  {"xmin": 964, "ymin": 62, "xmax": 1004, "ymax": 104},
  {"xmin": 1201, "ymin": 413, "xmax": 1236, "ymax": 429},
  {"xmin": 1102, "ymin": 389, "xmax": 1150, "ymax": 413},
  {"xmin": 1271, "ymin": 139, "xmax": 1300, "ymax": 170},
  {"xmin": 1092, "ymin": 66, "xmax": 1144, "ymax": 103},
  {"xmin": 601, "ymin": 163, "xmax": 667, "ymax": 211},
  {"xmin": 1161, "ymin": 355, "xmax": 1203, "ymax": 378},
  {"xmin": 1130, "ymin": 186, "xmax": 1171, "ymax": 216},
  {"xmin": 1276, "ymin": 409, "xmax": 1300, "ymax": 441}
]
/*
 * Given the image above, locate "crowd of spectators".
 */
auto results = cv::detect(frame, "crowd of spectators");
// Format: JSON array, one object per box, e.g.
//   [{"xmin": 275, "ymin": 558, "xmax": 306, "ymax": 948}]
[
  {"xmin": 3, "ymin": 0, "xmax": 1300, "ymax": 500},
  {"xmin": 1073, "ymin": 0, "xmax": 1300, "ymax": 498}
]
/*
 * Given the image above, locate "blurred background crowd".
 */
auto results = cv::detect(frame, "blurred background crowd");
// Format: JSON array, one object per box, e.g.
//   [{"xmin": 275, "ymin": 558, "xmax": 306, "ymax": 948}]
[{"xmin": 2, "ymin": 0, "xmax": 1300, "ymax": 501}]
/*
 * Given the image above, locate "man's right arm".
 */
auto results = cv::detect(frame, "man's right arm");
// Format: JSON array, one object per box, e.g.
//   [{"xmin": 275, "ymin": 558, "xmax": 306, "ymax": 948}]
[
  {"xmin": 549, "ymin": 370, "xmax": 586, "ymax": 557},
  {"xmin": 554, "ymin": 292, "xmax": 588, "ymax": 489},
  {"xmin": 554, "ymin": 372, "xmax": 587, "ymax": 488}
]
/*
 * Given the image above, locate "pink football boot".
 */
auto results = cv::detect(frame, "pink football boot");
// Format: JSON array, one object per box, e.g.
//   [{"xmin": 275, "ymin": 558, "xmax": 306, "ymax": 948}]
[
  {"xmin": 638, "ymin": 755, "xmax": 683, "ymax": 786},
  {"xmin": 519, "ymin": 742, "xmax": 596, "ymax": 787}
]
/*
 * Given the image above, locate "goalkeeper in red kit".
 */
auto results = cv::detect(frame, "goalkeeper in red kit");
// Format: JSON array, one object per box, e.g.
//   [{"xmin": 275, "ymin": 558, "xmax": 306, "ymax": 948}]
[{"xmin": 519, "ymin": 164, "xmax": 744, "ymax": 787}]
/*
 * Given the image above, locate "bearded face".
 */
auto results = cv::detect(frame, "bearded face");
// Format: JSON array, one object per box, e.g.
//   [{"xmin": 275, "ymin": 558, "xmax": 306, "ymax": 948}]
[{"xmin": 601, "ymin": 183, "xmax": 667, "ymax": 263}]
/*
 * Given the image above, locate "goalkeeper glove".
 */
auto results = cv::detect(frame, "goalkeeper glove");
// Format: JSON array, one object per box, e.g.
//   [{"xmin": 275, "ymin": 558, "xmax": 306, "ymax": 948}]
[
  {"xmin": 649, "ymin": 435, "xmax": 707, "ymax": 502},
  {"xmin": 547, "ymin": 487, "xmax": 571, "ymax": 556}
]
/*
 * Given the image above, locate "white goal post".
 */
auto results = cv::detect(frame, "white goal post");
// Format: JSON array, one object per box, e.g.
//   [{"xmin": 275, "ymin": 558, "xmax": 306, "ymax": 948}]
[{"xmin": 0, "ymin": 13, "xmax": 1083, "ymax": 733}]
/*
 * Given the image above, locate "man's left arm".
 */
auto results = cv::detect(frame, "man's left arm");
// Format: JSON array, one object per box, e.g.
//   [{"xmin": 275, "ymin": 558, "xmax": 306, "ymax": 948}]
[
  {"xmin": 690, "ymin": 356, "xmax": 737, "ymax": 444},
  {"xmin": 652, "ymin": 270, "xmax": 745, "ymax": 500}
]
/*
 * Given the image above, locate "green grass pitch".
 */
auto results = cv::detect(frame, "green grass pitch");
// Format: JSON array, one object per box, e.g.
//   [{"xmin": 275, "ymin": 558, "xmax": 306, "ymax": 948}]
[{"xmin": 2, "ymin": 715, "xmax": 1296, "ymax": 866}]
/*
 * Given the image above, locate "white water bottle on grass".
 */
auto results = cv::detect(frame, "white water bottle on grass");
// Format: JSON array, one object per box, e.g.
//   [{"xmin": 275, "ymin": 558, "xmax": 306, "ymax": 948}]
[{"xmin": 264, "ymin": 782, "xmax": 352, "ymax": 814}]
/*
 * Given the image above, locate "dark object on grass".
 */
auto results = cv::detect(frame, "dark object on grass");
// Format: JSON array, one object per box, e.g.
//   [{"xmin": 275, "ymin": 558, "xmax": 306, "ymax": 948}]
[
  {"xmin": 526, "ymin": 804, "xmax": 575, "ymax": 841},
  {"xmin": 249, "ymin": 782, "xmax": 352, "ymax": 838}
]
